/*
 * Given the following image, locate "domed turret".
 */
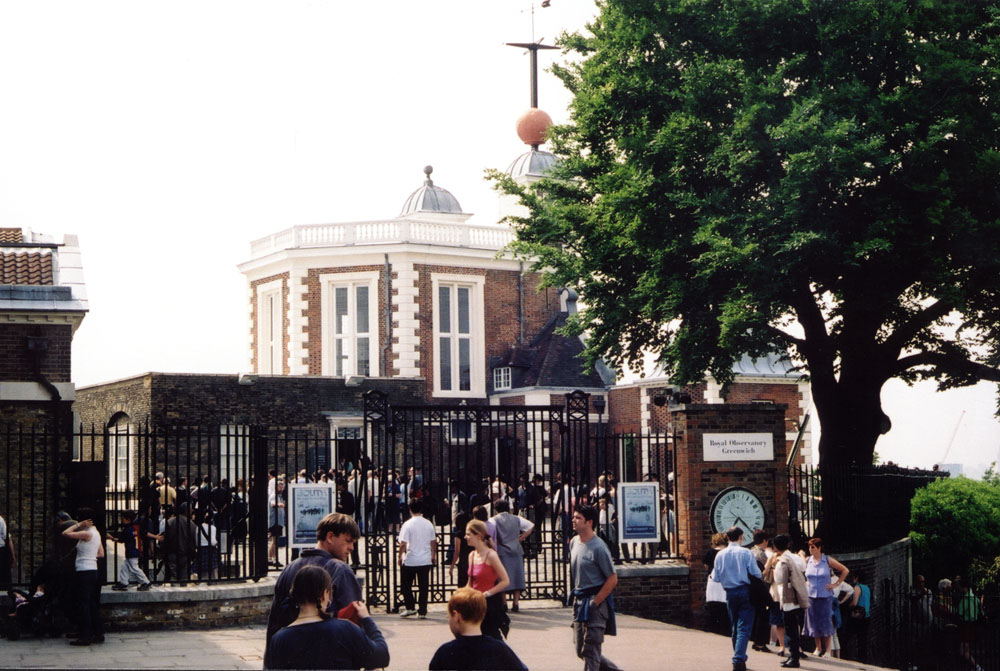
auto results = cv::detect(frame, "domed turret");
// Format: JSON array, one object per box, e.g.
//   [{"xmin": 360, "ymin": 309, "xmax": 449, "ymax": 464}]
[
  {"xmin": 506, "ymin": 149, "xmax": 557, "ymax": 179},
  {"xmin": 399, "ymin": 165, "xmax": 463, "ymax": 216}
]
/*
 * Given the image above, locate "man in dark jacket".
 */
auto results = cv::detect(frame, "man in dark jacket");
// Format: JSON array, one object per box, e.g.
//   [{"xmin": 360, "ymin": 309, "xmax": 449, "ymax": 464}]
[
  {"xmin": 264, "ymin": 513, "xmax": 362, "ymax": 668},
  {"xmin": 163, "ymin": 503, "xmax": 197, "ymax": 585}
]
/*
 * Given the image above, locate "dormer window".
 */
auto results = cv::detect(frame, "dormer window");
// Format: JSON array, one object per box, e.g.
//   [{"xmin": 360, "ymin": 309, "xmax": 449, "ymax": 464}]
[{"xmin": 493, "ymin": 366, "xmax": 512, "ymax": 391}]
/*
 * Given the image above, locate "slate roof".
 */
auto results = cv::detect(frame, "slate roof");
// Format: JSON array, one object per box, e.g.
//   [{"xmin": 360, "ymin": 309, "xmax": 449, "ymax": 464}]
[{"xmin": 492, "ymin": 312, "xmax": 606, "ymax": 391}]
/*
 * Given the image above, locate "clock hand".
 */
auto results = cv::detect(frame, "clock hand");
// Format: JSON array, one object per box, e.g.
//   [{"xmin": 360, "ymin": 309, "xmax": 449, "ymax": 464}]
[{"xmin": 734, "ymin": 515, "xmax": 749, "ymax": 529}]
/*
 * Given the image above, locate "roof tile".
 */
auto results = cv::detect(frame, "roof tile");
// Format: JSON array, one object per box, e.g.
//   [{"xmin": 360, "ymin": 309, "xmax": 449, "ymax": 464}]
[{"xmin": 0, "ymin": 251, "xmax": 54, "ymax": 285}]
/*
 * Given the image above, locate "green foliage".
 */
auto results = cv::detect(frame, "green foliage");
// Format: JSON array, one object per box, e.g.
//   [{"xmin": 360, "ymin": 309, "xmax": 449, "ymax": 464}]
[
  {"xmin": 983, "ymin": 461, "xmax": 1000, "ymax": 486},
  {"xmin": 910, "ymin": 477, "xmax": 1000, "ymax": 581},
  {"xmin": 494, "ymin": 0, "xmax": 1000, "ymax": 463}
]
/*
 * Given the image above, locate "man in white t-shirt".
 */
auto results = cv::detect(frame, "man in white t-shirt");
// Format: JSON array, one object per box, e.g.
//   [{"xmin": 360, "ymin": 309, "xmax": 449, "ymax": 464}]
[{"xmin": 397, "ymin": 499, "xmax": 437, "ymax": 619}]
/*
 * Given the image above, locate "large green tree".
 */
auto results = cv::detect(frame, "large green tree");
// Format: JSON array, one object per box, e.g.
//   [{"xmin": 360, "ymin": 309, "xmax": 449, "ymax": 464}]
[{"xmin": 494, "ymin": 0, "xmax": 1000, "ymax": 468}]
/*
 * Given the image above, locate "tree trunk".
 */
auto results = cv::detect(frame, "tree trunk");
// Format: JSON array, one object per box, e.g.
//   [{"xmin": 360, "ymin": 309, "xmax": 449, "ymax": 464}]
[{"xmin": 811, "ymin": 375, "xmax": 889, "ymax": 548}]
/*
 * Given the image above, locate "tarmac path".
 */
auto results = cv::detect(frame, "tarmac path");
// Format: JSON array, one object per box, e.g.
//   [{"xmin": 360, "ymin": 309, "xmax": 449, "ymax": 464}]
[{"xmin": 3, "ymin": 602, "xmax": 891, "ymax": 671}]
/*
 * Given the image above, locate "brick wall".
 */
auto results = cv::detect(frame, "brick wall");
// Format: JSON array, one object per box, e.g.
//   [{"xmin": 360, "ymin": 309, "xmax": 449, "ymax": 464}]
[
  {"xmin": 0, "ymin": 323, "xmax": 73, "ymax": 382},
  {"xmin": 76, "ymin": 374, "xmax": 424, "ymax": 429},
  {"xmin": 411, "ymin": 264, "xmax": 560, "ymax": 402},
  {"xmin": 669, "ymin": 404, "xmax": 787, "ymax": 626},
  {"xmin": 608, "ymin": 386, "xmax": 641, "ymax": 433},
  {"xmin": 614, "ymin": 563, "xmax": 692, "ymax": 626},
  {"xmin": 837, "ymin": 538, "xmax": 911, "ymax": 664},
  {"xmin": 721, "ymin": 381, "xmax": 803, "ymax": 457}
]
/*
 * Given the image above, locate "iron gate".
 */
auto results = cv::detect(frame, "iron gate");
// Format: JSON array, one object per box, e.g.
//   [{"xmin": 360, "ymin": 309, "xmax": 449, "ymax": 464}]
[{"xmin": 357, "ymin": 389, "xmax": 679, "ymax": 611}]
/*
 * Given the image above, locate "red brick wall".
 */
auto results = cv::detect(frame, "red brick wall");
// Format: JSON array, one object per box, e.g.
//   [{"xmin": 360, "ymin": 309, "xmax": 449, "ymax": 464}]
[
  {"xmin": 721, "ymin": 381, "xmax": 803, "ymax": 458},
  {"xmin": 249, "ymin": 273, "xmax": 290, "ymax": 375},
  {"xmin": 608, "ymin": 386, "xmax": 641, "ymax": 433},
  {"xmin": 670, "ymin": 404, "xmax": 787, "ymax": 626},
  {"xmin": 411, "ymin": 264, "xmax": 559, "ymax": 401}
]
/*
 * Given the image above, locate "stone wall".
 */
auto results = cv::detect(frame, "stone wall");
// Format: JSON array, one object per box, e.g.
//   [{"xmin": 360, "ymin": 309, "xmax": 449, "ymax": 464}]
[{"xmin": 102, "ymin": 585, "xmax": 272, "ymax": 630}]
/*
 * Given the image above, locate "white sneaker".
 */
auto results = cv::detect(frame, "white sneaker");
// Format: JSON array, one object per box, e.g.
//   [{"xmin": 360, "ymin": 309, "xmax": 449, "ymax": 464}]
[
  {"xmin": 417, "ymin": 614, "xmax": 427, "ymax": 620},
  {"xmin": 399, "ymin": 609, "xmax": 418, "ymax": 617}
]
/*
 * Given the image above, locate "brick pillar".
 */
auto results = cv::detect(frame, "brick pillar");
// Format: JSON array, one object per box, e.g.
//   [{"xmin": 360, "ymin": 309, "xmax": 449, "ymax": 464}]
[{"xmin": 669, "ymin": 404, "xmax": 787, "ymax": 628}]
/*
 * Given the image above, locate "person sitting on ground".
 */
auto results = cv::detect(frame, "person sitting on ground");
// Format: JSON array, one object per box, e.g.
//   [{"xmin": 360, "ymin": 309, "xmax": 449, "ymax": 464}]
[
  {"xmin": 265, "ymin": 565, "xmax": 388, "ymax": 670},
  {"xmin": 428, "ymin": 587, "xmax": 528, "ymax": 671}
]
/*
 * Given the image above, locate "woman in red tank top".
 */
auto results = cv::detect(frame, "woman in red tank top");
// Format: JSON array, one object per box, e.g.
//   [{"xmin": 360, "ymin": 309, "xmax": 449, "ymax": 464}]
[{"xmin": 466, "ymin": 519, "xmax": 511, "ymax": 639}]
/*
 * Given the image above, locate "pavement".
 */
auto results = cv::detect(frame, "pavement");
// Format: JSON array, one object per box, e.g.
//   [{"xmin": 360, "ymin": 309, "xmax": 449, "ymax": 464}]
[{"xmin": 3, "ymin": 601, "xmax": 892, "ymax": 671}]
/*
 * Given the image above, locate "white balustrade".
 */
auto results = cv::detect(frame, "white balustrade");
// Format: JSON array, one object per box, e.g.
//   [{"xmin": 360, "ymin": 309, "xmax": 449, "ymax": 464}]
[{"xmin": 249, "ymin": 219, "xmax": 515, "ymax": 259}]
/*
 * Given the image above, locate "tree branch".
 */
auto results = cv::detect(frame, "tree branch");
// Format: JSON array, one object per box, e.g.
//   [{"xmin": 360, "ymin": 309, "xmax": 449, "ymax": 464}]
[
  {"xmin": 764, "ymin": 324, "xmax": 805, "ymax": 349},
  {"xmin": 892, "ymin": 351, "xmax": 1000, "ymax": 382},
  {"xmin": 881, "ymin": 300, "xmax": 955, "ymax": 356}
]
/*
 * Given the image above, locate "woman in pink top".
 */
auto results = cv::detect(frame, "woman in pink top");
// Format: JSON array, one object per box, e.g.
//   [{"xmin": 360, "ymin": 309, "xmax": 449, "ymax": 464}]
[{"xmin": 465, "ymin": 519, "xmax": 510, "ymax": 640}]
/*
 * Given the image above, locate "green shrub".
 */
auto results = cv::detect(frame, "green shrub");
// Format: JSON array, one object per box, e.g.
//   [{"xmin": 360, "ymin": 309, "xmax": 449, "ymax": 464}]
[{"xmin": 910, "ymin": 476, "xmax": 1000, "ymax": 582}]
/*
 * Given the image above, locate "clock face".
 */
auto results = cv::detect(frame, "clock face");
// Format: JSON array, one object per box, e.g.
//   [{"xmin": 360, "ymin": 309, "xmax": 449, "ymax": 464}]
[{"xmin": 710, "ymin": 487, "xmax": 766, "ymax": 541}]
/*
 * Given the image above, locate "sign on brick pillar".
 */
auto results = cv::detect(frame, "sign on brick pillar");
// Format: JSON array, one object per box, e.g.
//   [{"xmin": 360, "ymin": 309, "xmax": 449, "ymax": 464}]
[{"xmin": 669, "ymin": 403, "xmax": 788, "ymax": 628}]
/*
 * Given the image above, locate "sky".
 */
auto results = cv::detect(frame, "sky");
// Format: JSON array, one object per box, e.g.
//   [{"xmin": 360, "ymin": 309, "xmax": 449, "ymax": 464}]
[{"xmin": 1, "ymin": 1, "xmax": 997, "ymax": 474}]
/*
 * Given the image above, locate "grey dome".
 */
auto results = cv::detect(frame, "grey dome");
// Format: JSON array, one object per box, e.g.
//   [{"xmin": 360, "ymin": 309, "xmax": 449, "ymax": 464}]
[
  {"xmin": 506, "ymin": 149, "xmax": 557, "ymax": 179},
  {"xmin": 399, "ymin": 165, "xmax": 463, "ymax": 216}
]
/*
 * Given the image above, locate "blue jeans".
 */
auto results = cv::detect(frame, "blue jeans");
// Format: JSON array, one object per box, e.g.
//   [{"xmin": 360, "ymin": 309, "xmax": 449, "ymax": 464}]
[{"xmin": 725, "ymin": 585, "xmax": 755, "ymax": 664}]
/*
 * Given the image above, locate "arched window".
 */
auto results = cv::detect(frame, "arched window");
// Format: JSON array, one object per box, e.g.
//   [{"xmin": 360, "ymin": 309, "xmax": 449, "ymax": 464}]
[{"xmin": 107, "ymin": 412, "xmax": 134, "ymax": 492}]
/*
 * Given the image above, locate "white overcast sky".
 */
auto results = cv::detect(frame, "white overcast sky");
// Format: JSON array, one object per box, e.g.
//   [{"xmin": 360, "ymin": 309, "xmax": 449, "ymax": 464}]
[{"xmin": 1, "ymin": 1, "xmax": 997, "ymax": 473}]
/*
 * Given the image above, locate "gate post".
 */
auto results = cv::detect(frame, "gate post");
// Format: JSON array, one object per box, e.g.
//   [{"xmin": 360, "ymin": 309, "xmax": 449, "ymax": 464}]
[
  {"xmin": 564, "ymin": 390, "xmax": 591, "ymax": 491},
  {"xmin": 249, "ymin": 425, "xmax": 269, "ymax": 581}
]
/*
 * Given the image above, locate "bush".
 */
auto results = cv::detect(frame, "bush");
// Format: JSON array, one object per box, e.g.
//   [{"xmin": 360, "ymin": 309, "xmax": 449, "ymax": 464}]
[{"xmin": 910, "ymin": 476, "xmax": 1000, "ymax": 582}]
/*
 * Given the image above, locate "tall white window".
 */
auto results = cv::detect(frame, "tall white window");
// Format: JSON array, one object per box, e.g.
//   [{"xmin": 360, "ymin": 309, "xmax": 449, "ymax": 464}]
[
  {"xmin": 432, "ymin": 274, "xmax": 485, "ymax": 397},
  {"xmin": 257, "ymin": 279, "xmax": 284, "ymax": 374},
  {"xmin": 107, "ymin": 416, "xmax": 134, "ymax": 492},
  {"xmin": 321, "ymin": 272, "xmax": 379, "ymax": 378}
]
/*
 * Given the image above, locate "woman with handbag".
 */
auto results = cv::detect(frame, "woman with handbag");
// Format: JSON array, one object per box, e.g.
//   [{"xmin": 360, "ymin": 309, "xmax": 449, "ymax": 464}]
[{"xmin": 802, "ymin": 537, "xmax": 849, "ymax": 658}]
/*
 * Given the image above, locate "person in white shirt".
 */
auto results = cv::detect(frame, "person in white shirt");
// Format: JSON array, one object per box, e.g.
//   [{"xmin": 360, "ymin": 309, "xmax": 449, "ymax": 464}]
[
  {"xmin": 397, "ymin": 499, "xmax": 437, "ymax": 619},
  {"xmin": 61, "ymin": 509, "xmax": 105, "ymax": 646}
]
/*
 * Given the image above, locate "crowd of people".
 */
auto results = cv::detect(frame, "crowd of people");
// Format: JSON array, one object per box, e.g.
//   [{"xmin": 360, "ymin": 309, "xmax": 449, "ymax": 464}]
[
  {"xmin": 708, "ymin": 528, "xmax": 871, "ymax": 671},
  {"xmin": 263, "ymin": 502, "xmax": 621, "ymax": 671}
]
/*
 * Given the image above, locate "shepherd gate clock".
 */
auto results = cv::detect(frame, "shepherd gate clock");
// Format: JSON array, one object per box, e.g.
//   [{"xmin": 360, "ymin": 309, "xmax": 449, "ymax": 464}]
[{"xmin": 710, "ymin": 486, "xmax": 766, "ymax": 541}]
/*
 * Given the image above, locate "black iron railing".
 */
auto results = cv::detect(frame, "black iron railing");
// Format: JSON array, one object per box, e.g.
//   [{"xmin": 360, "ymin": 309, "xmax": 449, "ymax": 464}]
[{"xmin": 788, "ymin": 463, "xmax": 944, "ymax": 551}]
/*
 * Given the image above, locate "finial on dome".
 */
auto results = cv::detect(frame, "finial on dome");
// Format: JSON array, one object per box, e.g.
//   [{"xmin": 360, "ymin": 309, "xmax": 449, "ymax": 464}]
[{"xmin": 423, "ymin": 165, "xmax": 434, "ymax": 186}]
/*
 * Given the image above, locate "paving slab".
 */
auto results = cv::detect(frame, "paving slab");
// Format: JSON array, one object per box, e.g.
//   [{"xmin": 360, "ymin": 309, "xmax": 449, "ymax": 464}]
[{"xmin": 3, "ymin": 603, "xmax": 893, "ymax": 671}]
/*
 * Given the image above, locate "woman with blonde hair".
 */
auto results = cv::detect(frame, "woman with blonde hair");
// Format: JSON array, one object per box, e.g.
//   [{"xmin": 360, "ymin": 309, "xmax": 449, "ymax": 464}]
[{"xmin": 465, "ymin": 519, "xmax": 511, "ymax": 639}]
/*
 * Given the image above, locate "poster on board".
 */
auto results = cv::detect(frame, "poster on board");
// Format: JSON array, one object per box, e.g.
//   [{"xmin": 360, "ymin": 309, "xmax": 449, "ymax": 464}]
[
  {"xmin": 618, "ymin": 482, "xmax": 661, "ymax": 544},
  {"xmin": 288, "ymin": 483, "xmax": 336, "ymax": 549}
]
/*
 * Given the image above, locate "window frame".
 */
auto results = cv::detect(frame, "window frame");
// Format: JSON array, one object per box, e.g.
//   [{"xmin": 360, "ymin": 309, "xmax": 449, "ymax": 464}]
[
  {"xmin": 493, "ymin": 366, "xmax": 512, "ymax": 391},
  {"xmin": 107, "ymin": 418, "xmax": 135, "ymax": 493},
  {"xmin": 320, "ymin": 271, "xmax": 380, "ymax": 378},
  {"xmin": 431, "ymin": 273, "xmax": 486, "ymax": 398},
  {"xmin": 256, "ymin": 278, "xmax": 284, "ymax": 375}
]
